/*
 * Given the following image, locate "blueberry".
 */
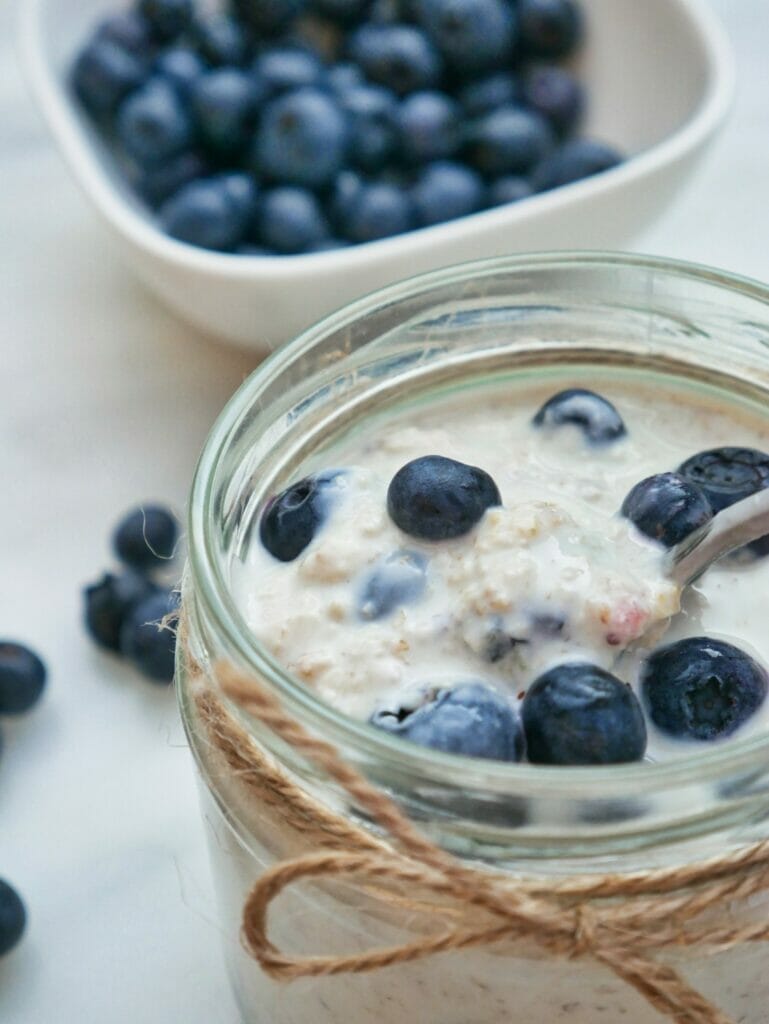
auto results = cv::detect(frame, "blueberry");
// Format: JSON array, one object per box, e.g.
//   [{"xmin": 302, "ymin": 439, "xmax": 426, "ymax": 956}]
[
  {"xmin": 253, "ymin": 47, "xmax": 325, "ymax": 97},
  {"xmin": 260, "ymin": 470, "xmax": 342, "ymax": 561},
  {"xmin": 71, "ymin": 40, "xmax": 147, "ymax": 118},
  {"xmin": 312, "ymin": 0, "xmax": 370, "ymax": 23},
  {"xmin": 327, "ymin": 62, "xmax": 365, "ymax": 93},
  {"xmin": 136, "ymin": 150, "xmax": 208, "ymax": 208},
  {"xmin": 0, "ymin": 881, "xmax": 26, "ymax": 957},
  {"xmin": 0, "ymin": 643, "xmax": 46, "ymax": 715},
  {"xmin": 642, "ymin": 637, "xmax": 768, "ymax": 741},
  {"xmin": 219, "ymin": 171, "xmax": 259, "ymax": 223},
  {"xmin": 417, "ymin": 0, "xmax": 516, "ymax": 77},
  {"xmin": 458, "ymin": 72, "xmax": 520, "ymax": 117},
  {"xmin": 488, "ymin": 174, "xmax": 533, "ymax": 206},
  {"xmin": 371, "ymin": 682, "xmax": 522, "ymax": 760},
  {"xmin": 191, "ymin": 15, "xmax": 250, "ymax": 66},
  {"xmin": 337, "ymin": 181, "xmax": 414, "ymax": 242},
  {"xmin": 308, "ymin": 237, "xmax": 350, "ymax": 251},
  {"xmin": 192, "ymin": 69, "xmax": 259, "ymax": 157},
  {"xmin": 254, "ymin": 88, "xmax": 349, "ymax": 188},
  {"xmin": 237, "ymin": 243, "xmax": 275, "ymax": 255},
  {"xmin": 518, "ymin": 0, "xmax": 582, "ymax": 58},
  {"xmin": 394, "ymin": 90, "xmax": 460, "ymax": 164},
  {"xmin": 359, "ymin": 550, "xmax": 427, "ymax": 620},
  {"xmin": 532, "ymin": 138, "xmax": 623, "ymax": 191},
  {"xmin": 256, "ymin": 186, "xmax": 330, "ymax": 253},
  {"xmin": 120, "ymin": 590, "xmax": 180, "ymax": 684},
  {"xmin": 96, "ymin": 11, "xmax": 155, "ymax": 56},
  {"xmin": 621, "ymin": 472, "xmax": 713, "ymax": 548},
  {"xmin": 113, "ymin": 504, "xmax": 179, "ymax": 571},
  {"xmin": 139, "ymin": 0, "xmax": 192, "ymax": 42},
  {"xmin": 338, "ymin": 84, "xmax": 398, "ymax": 171},
  {"xmin": 161, "ymin": 176, "xmax": 252, "ymax": 250},
  {"xmin": 329, "ymin": 168, "xmax": 365, "ymax": 228},
  {"xmin": 231, "ymin": 0, "xmax": 308, "ymax": 36},
  {"xmin": 369, "ymin": 0, "xmax": 413, "ymax": 22},
  {"xmin": 155, "ymin": 46, "xmax": 205, "ymax": 98},
  {"xmin": 348, "ymin": 24, "xmax": 442, "ymax": 95},
  {"xmin": 410, "ymin": 160, "xmax": 484, "ymax": 226},
  {"xmin": 522, "ymin": 65, "xmax": 583, "ymax": 137},
  {"xmin": 83, "ymin": 571, "xmax": 158, "ymax": 652},
  {"xmin": 116, "ymin": 80, "xmax": 193, "ymax": 165},
  {"xmin": 387, "ymin": 454, "xmax": 500, "ymax": 541},
  {"xmin": 463, "ymin": 106, "xmax": 553, "ymax": 176},
  {"xmin": 522, "ymin": 663, "xmax": 647, "ymax": 765},
  {"xmin": 532, "ymin": 388, "xmax": 626, "ymax": 446},
  {"xmin": 678, "ymin": 447, "xmax": 769, "ymax": 558}
]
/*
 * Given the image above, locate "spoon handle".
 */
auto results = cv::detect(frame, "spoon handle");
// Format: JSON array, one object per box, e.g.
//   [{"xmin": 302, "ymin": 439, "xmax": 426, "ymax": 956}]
[{"xmin": 668, "ymin": 488, "xmax": 769, "ymax": 588}]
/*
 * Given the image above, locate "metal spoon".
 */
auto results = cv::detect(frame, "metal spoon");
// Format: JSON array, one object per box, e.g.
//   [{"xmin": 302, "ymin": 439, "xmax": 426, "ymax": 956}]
[{"xmin": 667, "ymin": 488, "xmax": 769, "ymax": 588}]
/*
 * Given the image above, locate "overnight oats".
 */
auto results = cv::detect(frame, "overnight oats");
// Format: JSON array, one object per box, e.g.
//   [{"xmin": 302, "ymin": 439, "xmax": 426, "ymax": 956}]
[{"xmin": 178, "ymin": 255, "xmax": 769, "ymax": 1024}]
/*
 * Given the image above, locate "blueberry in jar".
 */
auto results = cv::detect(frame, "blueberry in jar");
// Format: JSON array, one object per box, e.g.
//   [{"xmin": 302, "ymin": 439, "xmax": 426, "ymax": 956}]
[
  {"xmin": 83, "ymin": 571, "xmax": 158, "ymax": 651},
  {"xmin": 387, "ymin": 454, "xmax": 501, "ymax": 540},
  {"xmin": 416, "ymin": 0, "xmax": 517, "ymax": 77},
  {"xmin": 642, "ymin": 637, "xmax": 768, "ymax": 742},
  {"xmin": 260, "ymin": 471, "xmax": 343, "ymax": 561},
  {"xmin": 138, "ymin": 0, "xmax": 192, "ymax": 43},
  {"xmin": 370, "ymin": 682, "xmax": 523, "ymax": 760},
  {"xmin": 347, "ymin": 24, "xmax": 442, "ymax": 95},
  {"xmin": 678, "ymin": 446, "xmax": 769, "ymax": 557},
  {"xmin": 116, "ymin": 80, "xmax": 193, "ymax": 165},
  {"xmin": 518, "ymin": 0, "xmax": 582, "ymax": 59},
  {"xmin": 521, "ymin": 65, "xmax": 583, "ymax": 137},
  {"xmin": 311, "ymin": 0, "xmax": 371, "ymax": 24},
  {"xmin": 113, "ymin": 504, "xmax": 179, "ymax": 572},
  {"xmin": 394, "ymin": 90, "xmax": 460, "ymax": 164},
  {"xmin": 336, "ymin": 181, "xmax": 414, "ymax": 243},
  {"xmin": 463, "ymin": 106, "xmax": 554, "ymax": 176},
  {"xmin": 410, "ymin": 160, "xmax": 485, "ymax": 226},
  {"xmin": 0, "ymin": 643, "xmax": 47, "ymax": 715},
  {"xmin": 253, "ymin": 89, "xmax": 349, "ymax": 189},
  {"xmin": 522, "ymin": 663, "xmax": 647, "ymax": 765},
  {"xmin": 532, "ymin": 388, "xmax": 627, "ymax": 445},
  {"xmin": 160, "ymin": 176, "xmax": 253, "ymax": 250},
  {"xmin": 71, "ymin": 40, "xmax": 147, "ymax": 119},
  {"xmin": 359, "ymin": 550, "xmax": 427, "ymax": 620},
  {"xmin": 256, "ymin": 186, "xmax": 330, "ymax": 253},
  {"xmin": 532, "ymin": 138, "xmax": 623, "ymax": 191},
  {"xmin": 120, "ymin": 589, "xmax": 180, "ymax": 684},
  {"xmin": 0, "ymin": 880, "xmax": 26, "ymax": 957},
  {"xmin": 621, "ymin": 472, "xmax": 713, "ymax": 548}
]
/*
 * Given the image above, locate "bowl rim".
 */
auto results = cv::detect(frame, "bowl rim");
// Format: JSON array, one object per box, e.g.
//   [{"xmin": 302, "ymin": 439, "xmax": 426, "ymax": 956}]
[
  {"xmin": 18, "ymin": 0, "xmax": 735, "ymax": 279},
  {"xmin": 187, "ymin": 249, "xmax": 769, "ymax": 797}
]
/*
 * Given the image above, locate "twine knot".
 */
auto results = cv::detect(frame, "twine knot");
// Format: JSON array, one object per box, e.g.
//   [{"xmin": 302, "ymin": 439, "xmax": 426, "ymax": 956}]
[{"xmin": 182, "ymin": 632, "xmax": 769, "ymax": 1024}]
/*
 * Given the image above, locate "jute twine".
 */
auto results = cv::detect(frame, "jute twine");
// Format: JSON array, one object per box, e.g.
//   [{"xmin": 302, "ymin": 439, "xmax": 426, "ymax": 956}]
[{"xmin": 183, "ymin": 633, "xmax": 769, "ymax": 1024}]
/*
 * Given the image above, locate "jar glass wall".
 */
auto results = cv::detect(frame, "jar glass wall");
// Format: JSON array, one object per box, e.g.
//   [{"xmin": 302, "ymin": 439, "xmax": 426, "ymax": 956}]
[{"xmin": 178, "ymin": 253, "xmax": 769, "ymax": 1024}]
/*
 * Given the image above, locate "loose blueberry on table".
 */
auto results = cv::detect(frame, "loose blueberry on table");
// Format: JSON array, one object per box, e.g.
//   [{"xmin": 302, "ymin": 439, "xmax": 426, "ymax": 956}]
[
  {"xmin": 71, "ymin": 0, "xmax": 623, "ymax": 254},
  {"xmin": 0, "ymin": 880, "xmax": 26, "ymax": 958}
]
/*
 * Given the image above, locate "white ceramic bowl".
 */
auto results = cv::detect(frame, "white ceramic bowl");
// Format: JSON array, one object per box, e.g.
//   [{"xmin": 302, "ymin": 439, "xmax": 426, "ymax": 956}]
[{"xmin": 20, "ymin": 0, "xmax": 734, "ymax": 352}]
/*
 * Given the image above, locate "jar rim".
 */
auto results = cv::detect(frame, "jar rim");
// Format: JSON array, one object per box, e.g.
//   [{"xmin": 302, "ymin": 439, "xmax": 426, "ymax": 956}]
[{"xmin": 187, "ymin": 249, "xmax": 769, "ymax": 801}]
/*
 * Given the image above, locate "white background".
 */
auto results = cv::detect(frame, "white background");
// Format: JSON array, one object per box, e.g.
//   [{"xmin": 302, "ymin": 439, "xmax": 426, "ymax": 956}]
[{"xmin": 1, "ymin": 2, "xmax": 767, "ymax": 1021}]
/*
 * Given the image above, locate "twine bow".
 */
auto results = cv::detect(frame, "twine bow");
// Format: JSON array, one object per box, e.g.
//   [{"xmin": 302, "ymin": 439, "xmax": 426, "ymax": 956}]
[{"xmin": 197, "ymin": 659, "xmax": 769, "ymax": 1024}]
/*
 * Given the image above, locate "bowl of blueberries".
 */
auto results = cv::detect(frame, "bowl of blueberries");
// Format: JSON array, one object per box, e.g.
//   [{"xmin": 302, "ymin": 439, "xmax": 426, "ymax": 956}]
[{"xmin": 21, "ymin": 0, "xmax": 733, "ymax": 349}]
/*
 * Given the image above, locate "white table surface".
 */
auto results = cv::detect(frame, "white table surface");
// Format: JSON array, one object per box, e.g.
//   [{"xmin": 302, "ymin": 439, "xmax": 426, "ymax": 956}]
[{"xmin": 1, "ymin": 2, "xmax": 767, "ymax": 1021}]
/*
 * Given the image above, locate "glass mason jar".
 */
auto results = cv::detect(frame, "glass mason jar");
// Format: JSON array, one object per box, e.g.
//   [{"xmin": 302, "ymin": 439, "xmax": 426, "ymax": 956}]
[{"xmin": 178, "ymin": 253, "xmax": 769, "ymax": 1024}]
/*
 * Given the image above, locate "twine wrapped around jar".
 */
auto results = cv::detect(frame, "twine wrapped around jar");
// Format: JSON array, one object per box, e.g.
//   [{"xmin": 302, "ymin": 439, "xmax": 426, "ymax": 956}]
[{"xmin": 182, "ymin": 627, "xmax": 769, "ymax": 1024}]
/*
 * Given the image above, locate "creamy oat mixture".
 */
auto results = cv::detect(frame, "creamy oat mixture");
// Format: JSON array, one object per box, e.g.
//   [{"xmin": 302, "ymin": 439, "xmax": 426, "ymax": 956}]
[{"xmin": 234, "ymin": 375, "xmax": 769, "ymax": 759}]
